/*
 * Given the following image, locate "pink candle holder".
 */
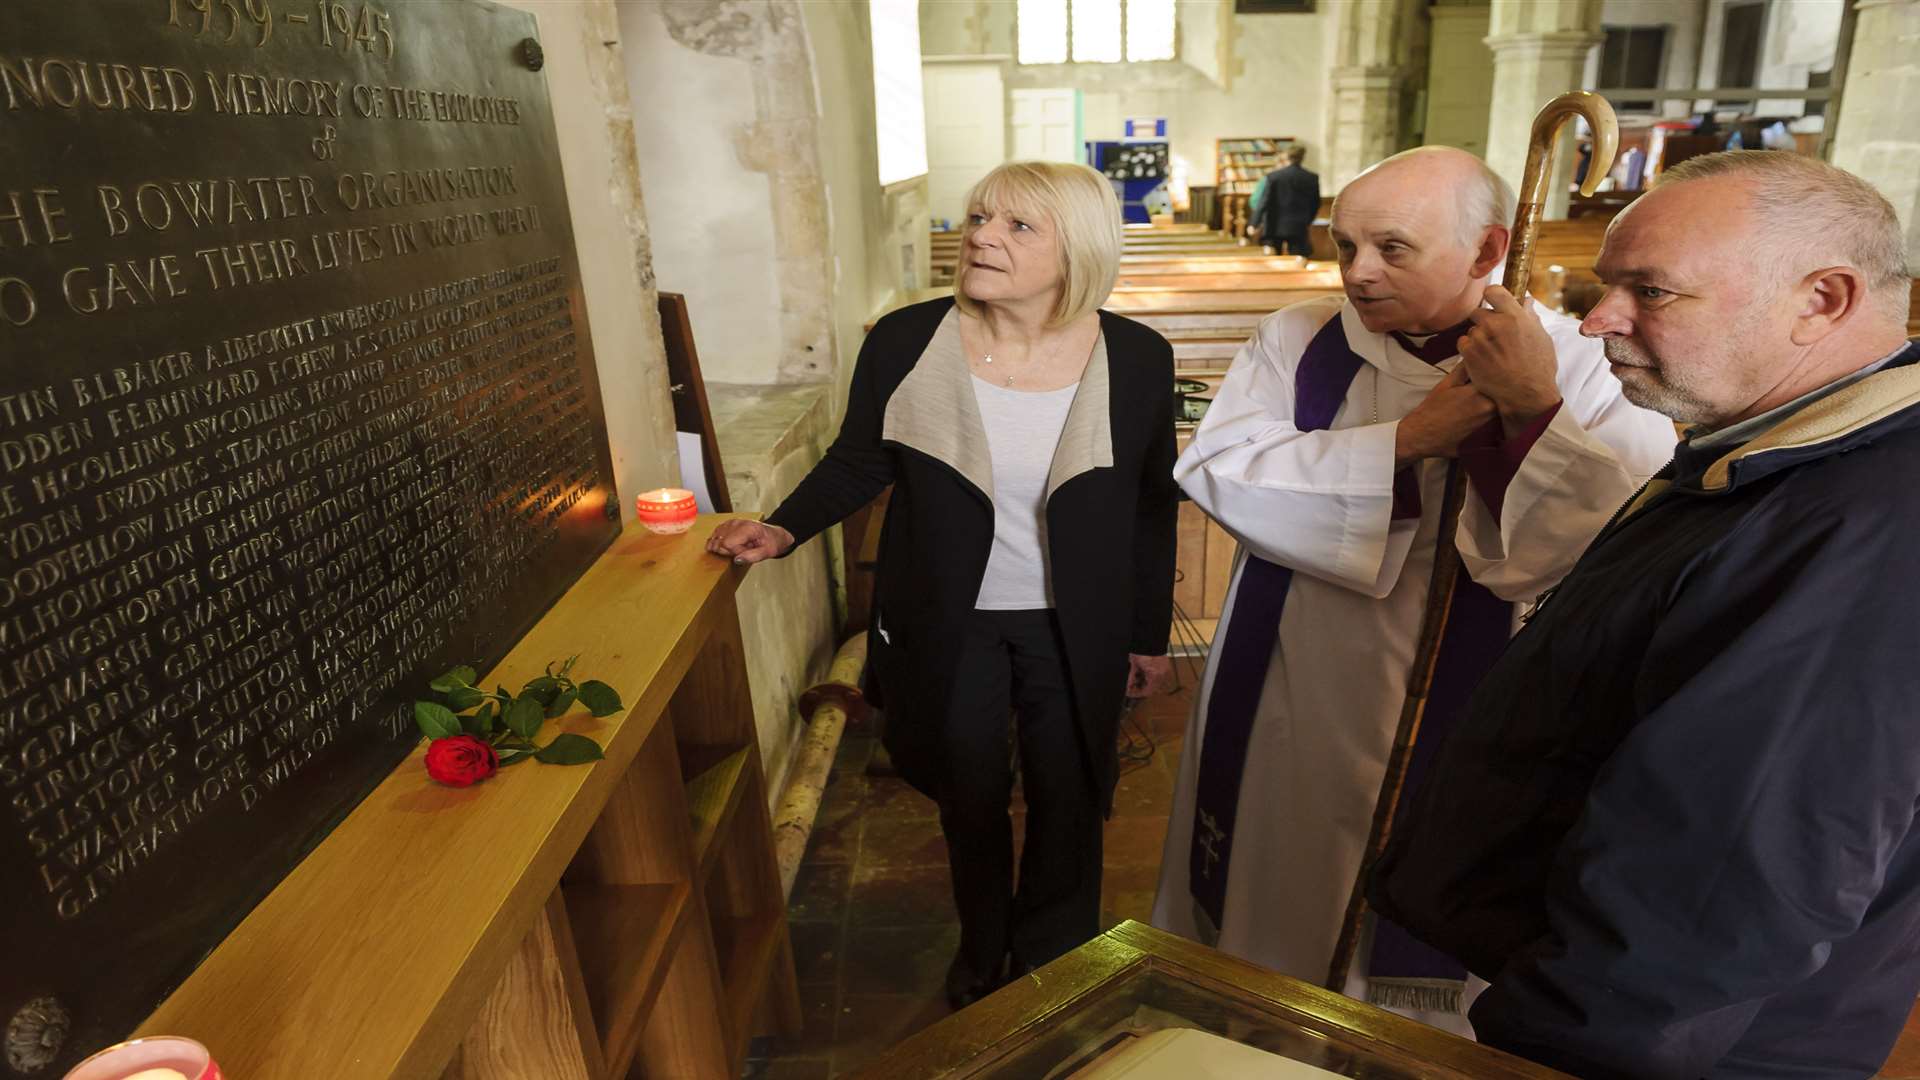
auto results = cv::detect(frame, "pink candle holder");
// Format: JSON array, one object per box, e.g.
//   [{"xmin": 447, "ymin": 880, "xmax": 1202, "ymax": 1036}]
[
  {"xmin": 62, "ymin": 1037, "xmax": 221, "ymax": 1080},
  {"xmin": 635, "ymin": 488, "xmax": 697, "ymax": 534}
]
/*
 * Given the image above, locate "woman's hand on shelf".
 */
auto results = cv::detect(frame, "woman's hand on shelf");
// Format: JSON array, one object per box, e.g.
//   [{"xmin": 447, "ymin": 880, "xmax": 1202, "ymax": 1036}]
[{"xmin": 706, "ymin": 519, "xmax": 795, "ymax": 566}]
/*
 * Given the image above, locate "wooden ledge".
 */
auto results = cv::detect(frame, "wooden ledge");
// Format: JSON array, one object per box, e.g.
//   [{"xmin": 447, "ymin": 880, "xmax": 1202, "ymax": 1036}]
[{"xmin": 137, "ymin": 516, "xmax": 753, "ymax": 1079}]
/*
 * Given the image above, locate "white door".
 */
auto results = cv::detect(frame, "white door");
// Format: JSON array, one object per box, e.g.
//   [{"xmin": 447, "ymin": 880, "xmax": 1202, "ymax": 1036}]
[
  {"xmin": 923, "ymin": 61, "xmax": 1007, "ymax": 225},
  {"xmin": 1011, "ymin": 88, "xmax": 1079, "ymax": 163}
]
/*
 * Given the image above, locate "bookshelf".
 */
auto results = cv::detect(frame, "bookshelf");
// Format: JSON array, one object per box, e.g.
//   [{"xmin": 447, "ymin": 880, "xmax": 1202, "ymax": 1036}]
[{"xmin": 1215, "ymin": 136, "xmax": 1295, "ymax": 240}]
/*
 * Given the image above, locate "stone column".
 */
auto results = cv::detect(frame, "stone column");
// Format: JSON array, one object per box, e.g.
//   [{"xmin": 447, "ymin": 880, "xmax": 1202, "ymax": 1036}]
[
  {"xmin": 1484, "ymin": 0, "xmax": 1601, "ymax": 220},
  {"xmin": 1830, "ymin": 0, "xmax": 1920, "ymax": 267},
  {"xmin": 1326, "ymin": 66, "xmax": 1408, "ymax": 189},
  {"xmin": 1323, "ymin": 0, "xmax": 1424, "ymax": 190}
]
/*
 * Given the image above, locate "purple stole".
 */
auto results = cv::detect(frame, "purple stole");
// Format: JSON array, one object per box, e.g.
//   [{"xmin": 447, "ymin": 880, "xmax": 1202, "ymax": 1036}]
[{"xmin": 1187, "ymin": 313, "xmax": 1512, "ymax": 1004}]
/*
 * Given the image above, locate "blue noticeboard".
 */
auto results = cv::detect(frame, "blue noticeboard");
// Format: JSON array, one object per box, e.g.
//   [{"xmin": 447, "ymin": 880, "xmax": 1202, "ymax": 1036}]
[{"xmin": 1088, "ymin": 140, "xmax": 1169, "ymax": 224}]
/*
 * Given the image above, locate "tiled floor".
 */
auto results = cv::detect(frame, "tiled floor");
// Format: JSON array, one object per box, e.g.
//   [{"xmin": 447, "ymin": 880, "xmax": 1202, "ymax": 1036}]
[
  {"xmin": 743, "ymin": 678, "xmax": 1194, "ymax": 1078},
  {"xmin": 744, "ymin": 676, "xmax": 1920, "ymax": 1079}
]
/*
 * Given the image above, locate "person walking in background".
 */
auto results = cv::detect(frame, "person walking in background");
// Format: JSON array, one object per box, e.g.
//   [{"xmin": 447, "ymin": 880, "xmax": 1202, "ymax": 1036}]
[
  {"xmin": 1252, "ymin": 145, "xmax": 1320, "ymax": 260},
  {"xmin": 707, "ymin": 162, "xmax": 1179, "ymax": 1010}
]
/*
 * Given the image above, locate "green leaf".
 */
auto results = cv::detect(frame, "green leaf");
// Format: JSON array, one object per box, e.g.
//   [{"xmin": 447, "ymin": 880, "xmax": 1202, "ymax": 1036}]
[
  {"xmin": 544, "ymin": 686, "xmax": 579, "ymax": 719},
  {"xmin": 414, "ymin": 701, "xmax": 460, "ymax": 740},
  {"xmin": 577, "ymin": 680, "xmax": 623, "ymax": 717},
  {"xmin": 447, "ymin": 685, "xmax": 485, "ymax": 711},
  {"xmin": 429, "ymin": 665, "xmax": 479, "ymax": 693},
  {"xmin": 474, "ymin": 700, "xmax": 499, "ymax": 734},
  {"xmin": 505, "ymin": 695, "xmax": 546, "ymax": 739},
  {"xmin": 497, "ymin": 749, "xmax": 535, "ymax": 767},
  {"xmin": 534, "ymin": 733, "xmax": 605, "ymax": 765},
  {"xmin": 523, "ymin": 675, "xmax": 562, "ymax": 708},
  {"xmin": 458, "ymin": 709, "xmax": 489, "ymax": 737}
]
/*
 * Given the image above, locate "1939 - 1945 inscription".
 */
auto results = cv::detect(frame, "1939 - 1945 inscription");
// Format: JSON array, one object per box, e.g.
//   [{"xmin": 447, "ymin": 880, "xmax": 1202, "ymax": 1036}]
[{"xmin": 0, "ymin": 2, "xmax": 619, "ymax": 1072}]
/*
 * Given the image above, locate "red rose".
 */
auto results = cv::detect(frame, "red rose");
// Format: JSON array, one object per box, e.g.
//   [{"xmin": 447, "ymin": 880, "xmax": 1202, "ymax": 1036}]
[{"xmin": 425, "ymin": 735, "xmax": 499, "ymax": 787}]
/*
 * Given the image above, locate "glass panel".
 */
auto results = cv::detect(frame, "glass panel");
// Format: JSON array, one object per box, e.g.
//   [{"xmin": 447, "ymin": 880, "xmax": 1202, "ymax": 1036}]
[
  {"xmin": 1071, "ymin": 0, "xmax": 1123, "ymax": 63},
  {"xmin": 870, "ymin": 0, "xmax": 928, "ymax": 184},
  {"xmin": 1125, "ymin": 0, "xmax": 1176, "ymax": 62},
  {"xmin": 1018, "ymin": 0, "xmax": 1070, "ymax": 64},
  {"xmin": 981, "ymin": 968, "xmax": 1485, "ymax": 1078},
  {"xmin": 1599, "ymin": 25, "xmax": 1667, "ymax": 112}
]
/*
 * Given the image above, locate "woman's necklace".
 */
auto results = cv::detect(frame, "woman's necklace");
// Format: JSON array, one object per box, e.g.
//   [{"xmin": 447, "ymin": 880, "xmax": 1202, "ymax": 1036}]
[{"xmin": 981, "ymin": 334, "xmax": 1060, "ymax": 387}]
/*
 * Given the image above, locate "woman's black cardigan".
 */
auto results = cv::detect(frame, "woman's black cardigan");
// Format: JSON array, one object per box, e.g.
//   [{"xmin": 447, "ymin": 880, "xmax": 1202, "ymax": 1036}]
[{"xmin": 766, "ymin": 297, "xmax": 1178, "ymax": 810}]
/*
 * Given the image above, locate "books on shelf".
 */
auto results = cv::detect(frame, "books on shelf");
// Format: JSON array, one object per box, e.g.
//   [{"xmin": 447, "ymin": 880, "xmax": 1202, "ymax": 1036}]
[{"xmin": 1214, "ymin": 135, "xmax": 1295, "ymax": 195}]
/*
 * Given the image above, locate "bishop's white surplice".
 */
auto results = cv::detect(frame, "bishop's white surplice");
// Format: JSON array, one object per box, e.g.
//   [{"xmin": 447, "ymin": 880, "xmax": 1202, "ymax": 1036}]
[{"xmin": 1151, "ymin": 295, "xmax": 1675, "ymax": 1032}]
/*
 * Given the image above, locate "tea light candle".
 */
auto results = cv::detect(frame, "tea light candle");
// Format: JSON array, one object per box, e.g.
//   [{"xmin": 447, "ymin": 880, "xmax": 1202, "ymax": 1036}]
[{"xmin": 635, "ymin": 488, "xmax": 697, "ymax": 534}]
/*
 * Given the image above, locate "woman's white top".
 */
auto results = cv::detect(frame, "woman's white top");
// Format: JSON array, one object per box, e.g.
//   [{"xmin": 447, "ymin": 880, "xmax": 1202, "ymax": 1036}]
[{"xmin": 971, "ymin": 376, "xmax": 1078, "ymax": 610}]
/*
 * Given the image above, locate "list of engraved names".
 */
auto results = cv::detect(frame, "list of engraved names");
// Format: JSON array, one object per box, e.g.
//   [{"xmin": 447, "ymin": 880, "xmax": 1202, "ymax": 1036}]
[{"xmin": 0, "ymin": 253, "xmax": 601, "ymax": 920}]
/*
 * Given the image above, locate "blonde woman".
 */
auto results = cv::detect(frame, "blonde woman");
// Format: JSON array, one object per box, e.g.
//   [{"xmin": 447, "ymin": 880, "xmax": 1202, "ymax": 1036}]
[{"xmin": 708, "ymin": 162, "xmax": 1178, "ymax": 1007}]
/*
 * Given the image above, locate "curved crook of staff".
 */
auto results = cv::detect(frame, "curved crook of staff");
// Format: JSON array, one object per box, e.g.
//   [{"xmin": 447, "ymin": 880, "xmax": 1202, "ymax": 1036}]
[{"xmin": 1322, "ymin": 91, "xmax": 1621, "ymax": 993}]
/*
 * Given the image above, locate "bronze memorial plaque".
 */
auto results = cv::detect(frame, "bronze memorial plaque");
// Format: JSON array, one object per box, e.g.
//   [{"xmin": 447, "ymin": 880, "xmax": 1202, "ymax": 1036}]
[{"xmin": 0, "ymin": 1, "xmax": 620, "ymax": 1071}]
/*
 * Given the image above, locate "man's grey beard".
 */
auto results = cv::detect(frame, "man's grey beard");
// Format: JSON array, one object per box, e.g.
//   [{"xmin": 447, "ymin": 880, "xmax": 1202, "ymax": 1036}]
[{"xmin": 1604, "ymin": 338, "xmax": 1716, "ymax": 424}]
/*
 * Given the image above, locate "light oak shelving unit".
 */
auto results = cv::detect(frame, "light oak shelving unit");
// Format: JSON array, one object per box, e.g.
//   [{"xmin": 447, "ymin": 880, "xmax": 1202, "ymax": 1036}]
[
  {"xmin": 138, "ymin": 516, "xmax": 799, "ymax": 1079},
  {"xmin": 1215, "ymin": 136, "xmax": 1294, "ymax": 240}
]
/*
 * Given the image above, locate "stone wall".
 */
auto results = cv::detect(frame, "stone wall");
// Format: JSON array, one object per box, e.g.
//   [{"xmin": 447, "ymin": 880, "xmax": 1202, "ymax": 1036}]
[
  {"xmin": 1831, "ymin": 0, "xmax": 1920, "ymax": 268},
  {"xmin": 502, "ymin": 0, "xmax": 681, "ymax": 510},
  {"xmin": 610, "ymin": 0, "xmax": 927, "ymax": 803}
]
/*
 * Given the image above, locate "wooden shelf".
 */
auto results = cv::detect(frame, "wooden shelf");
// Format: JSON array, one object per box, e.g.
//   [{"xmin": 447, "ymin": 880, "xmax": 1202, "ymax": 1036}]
[
  {"xmin": 1214, "ymin": 135, "xmax": 1294, "ymax": 236},
  {"xmin": 714, "ymin": 909, "xmax": 790, "ymax": 1071},
  {"xmin": 138, "ymin": 516, "xmax": 800, "ymax": 1080},
  {"xmin": 684, "ymin": 743, "xmax": 752, "ymax": 885},
  {"xmin": 563, "ymin": 881, "xmax": 693, "ymax": 1074}
]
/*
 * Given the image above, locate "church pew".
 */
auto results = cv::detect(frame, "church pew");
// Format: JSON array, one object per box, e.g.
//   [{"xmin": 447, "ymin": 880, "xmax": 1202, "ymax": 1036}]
[
  {"xmin": 1120, "ymin": 247, "xmax": 1274, "ymax": 264},
  {"xmin": 1172, "ymin": 336, "xmax": 1246, "ymax": 368},
  {"xmin": 1118, "ymin": 256, "xmax": 1323, "ymax": 275},
  {"xmin": 1116, "ymin": 268, "xmax": 1344, "ymax": 291},
  {"xmin": 1127, "ymin": 221, "xmax": 1213, "ymax": 233}
]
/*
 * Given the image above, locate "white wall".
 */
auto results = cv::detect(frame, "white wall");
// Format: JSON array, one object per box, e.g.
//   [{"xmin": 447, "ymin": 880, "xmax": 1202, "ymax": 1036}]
[
  {"xmin": 507, "ymin": 0, "xmax": 680, "ymax": 512},
  {"xmin": 925, "ymin": 60, "xmax": 1010, "ymax": 223},
  {"xmin": 617, "ymin": 3, "xmax": 785, "ymax": 385},
  {"xmin": 923, "ymin": 2, "xmax": 1327, "ymax": 188},
  {"xmin": 801, "ymin": 0, "xmax": 932, "ymax": 408}
]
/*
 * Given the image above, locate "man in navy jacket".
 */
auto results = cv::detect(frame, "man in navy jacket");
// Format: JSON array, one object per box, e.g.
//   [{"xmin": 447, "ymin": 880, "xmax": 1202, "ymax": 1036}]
[
  {"xmin": 1371, "ymin": 151, "xmax": 1920, "ymax": 1078},
  {"xmin": 1252, "ymin": 146, "xmax": 1319, "ymax": 259}
]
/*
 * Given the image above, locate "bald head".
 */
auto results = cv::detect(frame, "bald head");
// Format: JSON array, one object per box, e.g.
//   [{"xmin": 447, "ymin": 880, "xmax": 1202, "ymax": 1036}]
[
  {"xmin": 1337, "ymin": 146, "xmax": 1516, "ymax": 250},
  {"xmin": 1329, "ymin": 147, "xmax": 1517, "ymax": 333}
]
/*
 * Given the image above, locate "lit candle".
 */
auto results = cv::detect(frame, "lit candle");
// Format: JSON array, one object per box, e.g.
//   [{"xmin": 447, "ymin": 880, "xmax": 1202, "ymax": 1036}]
[{"xmin": 634, "ymin": 487, "xmax": 697, "ymax": 534}]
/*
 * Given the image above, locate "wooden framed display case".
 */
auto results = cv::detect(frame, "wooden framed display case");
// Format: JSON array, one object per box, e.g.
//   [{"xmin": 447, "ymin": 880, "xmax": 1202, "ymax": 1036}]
[{"xmin": 848, "ymin": 921, "xmax": 1570, "ymax": 1079}]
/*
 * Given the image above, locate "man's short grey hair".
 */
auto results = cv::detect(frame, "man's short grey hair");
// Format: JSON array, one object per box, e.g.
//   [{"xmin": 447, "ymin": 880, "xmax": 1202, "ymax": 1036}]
[
  {"xmin": 1656, "ymin": 151, "xmax": 1910, "ymax": 320},
  {"xmin": 1359, "ymin": 146, "xmax": 1516, "ymax": 251},
  {"xmin": 1284, "ymin": 145, "xmax": 1307, "ymax": 165}
]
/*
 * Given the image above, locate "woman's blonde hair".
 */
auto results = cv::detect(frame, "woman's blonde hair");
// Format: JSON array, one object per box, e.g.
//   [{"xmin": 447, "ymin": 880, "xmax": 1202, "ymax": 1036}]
[{"xmin": 953, "ymin": 162, "xmax": 1123, "ymax": 327}]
